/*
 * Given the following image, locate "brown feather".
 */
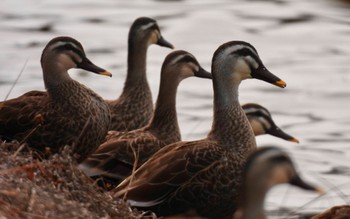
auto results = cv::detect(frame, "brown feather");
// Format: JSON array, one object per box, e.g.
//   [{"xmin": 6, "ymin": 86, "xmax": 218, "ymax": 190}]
[
  {"xmin": 80, "ymin": 50, "xmax": 210, "ymax": 184},
  {"xmin": 111, "ymin": 41, "xmax": 286, "ymax": 218},
  {"xmin": 108, "ymin": 17, "xmax": 173, "ymax": 131},
  {"xmin": 0, "ymin": 37, "xmax": 111, "ymax": 163}
]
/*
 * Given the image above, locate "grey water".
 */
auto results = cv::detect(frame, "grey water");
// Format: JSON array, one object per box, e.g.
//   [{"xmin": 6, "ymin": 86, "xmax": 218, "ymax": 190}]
[{"xmin": 1, "ymin": 0, "xmax": 350, "ymax": 217}]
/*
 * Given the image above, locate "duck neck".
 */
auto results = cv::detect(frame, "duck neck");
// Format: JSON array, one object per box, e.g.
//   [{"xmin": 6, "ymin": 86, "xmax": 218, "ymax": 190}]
[
  {"xmin": 208, "ymin": 69, "xmax": 256, "ymax": 153},
  {"xmin": 42, "ymin": 62, "xmax": 73, "ymax": 98},
  {"xmin": 240, "ymin": 189, "xmax": 266, "ymax": 219},
  {"xmin": 46, "ymin": 78, "xmax": 80, "ymax": 104},
  {"xmin": 148, "ymin": 72, "xmax": 181, "ymax": 140},
  {"xmin": 240, "ymin": 172, "xmax": 270, "ymax": 219},
  {"xmin": 124, "ymin": 39, "xmax": 149, "ymax": 89}
]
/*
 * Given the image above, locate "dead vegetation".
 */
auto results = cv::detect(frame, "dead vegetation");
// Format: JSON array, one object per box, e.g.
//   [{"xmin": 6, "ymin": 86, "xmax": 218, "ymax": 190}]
[{"xmin": 0, "ymin": 140, "xmax": 157, "ymax": 219}]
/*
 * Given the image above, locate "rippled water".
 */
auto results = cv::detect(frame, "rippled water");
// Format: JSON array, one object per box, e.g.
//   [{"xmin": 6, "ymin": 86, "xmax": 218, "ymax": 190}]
[{"xmin": 1, "ymin": 0, "xmax": 350, "ymax": 217}]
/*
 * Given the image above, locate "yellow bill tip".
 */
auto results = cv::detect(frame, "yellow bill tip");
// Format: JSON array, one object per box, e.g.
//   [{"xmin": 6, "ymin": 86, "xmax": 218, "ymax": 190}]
[
  {"xmin": 316, "ymin": 187, "xmax": 325, "ymax": 195},
  {"xmin": 275, "ymin": 80, "xmax": 287, "ymax": 88},
  {"xmin": 99, "ymin": 71, "xmax": 112, "ymax": 77},
  {"xmin": 289, "ymin": 138, "xmax": 300, "ymax": 143}
]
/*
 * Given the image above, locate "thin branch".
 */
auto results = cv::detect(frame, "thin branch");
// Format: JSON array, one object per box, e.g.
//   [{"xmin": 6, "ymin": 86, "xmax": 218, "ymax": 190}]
[
  {"xmin": 19, "ymin": 124, "xmax": 42, "ymax": 145},
  {"xmin": 12, "ymin": 143, "xmax": 27, "ymax": 158},
  {"xmin": 123, "ymin": 145, "xmax": 139, "ymax": 201},
  {"xmin": 4, "ymin": 58, "xmax": 28, "ymax": 101},
  {"xmin": 284, "ymin": 179, "xmax": 350, "ymax": 218}
]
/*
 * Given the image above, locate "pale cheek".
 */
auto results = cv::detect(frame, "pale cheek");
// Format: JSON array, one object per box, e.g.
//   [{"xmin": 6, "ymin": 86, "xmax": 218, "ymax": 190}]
[
  {"xmin": 250, "ymin": 120, "xmax": 265, "ymax": 136},
  {"xmin": 148, "ymin": 32, "xmax": 159, "ymax": 45},
  {"xmin": 233, "ymin": 59, "xmax": 252, "ymax": 80},
  {"xmin": 268, "ymin": 166, "xmax": 291, "ymax": 186},
  {"xmin": 179, "ymin": 66, "xmax": 195, "ymax": 78},
  {"xmin": 71, "ymin": 52, "xmax": 83, "ymax": 64},
  {"xmin": 57, "ymin": 54, "xmax": 77, "ymax": 69}
]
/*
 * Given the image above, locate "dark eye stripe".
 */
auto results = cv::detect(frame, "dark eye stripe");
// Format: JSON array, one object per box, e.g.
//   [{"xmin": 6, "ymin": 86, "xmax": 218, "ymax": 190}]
[
  {"xmin": 248, "ymin": 109, "xmax": 270, "ymax": 117},
  {"xmin": 255, "ymin": 111, "xmax": 274, "ymax": 123},
  {"xmin": 54, "ymin": 43, "xmax": 85, "ymax": 60},
  {"xmin": 245, "ymin": 109, "xmax": 274, "ymax": 129},
  {"xmin": 230, "ymin": 48, "xmax": 260, "ymax": 64},
  {"xmin": 178, "ymin": 55, "xmax": 198, "ymax": 65},
  {"xmin": 271, "ymin": 155, "xmax": 292, "ymax": 164}
]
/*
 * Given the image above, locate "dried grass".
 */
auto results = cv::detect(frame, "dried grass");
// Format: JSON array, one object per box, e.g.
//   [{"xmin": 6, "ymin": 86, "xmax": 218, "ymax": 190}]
[{"xmin": 0, "ymin": 140, "xmax": 157, "ymax": 219}]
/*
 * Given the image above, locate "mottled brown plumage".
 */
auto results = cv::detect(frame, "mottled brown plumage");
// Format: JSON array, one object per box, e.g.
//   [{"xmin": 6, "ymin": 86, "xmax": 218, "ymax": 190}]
[
  {"xmin": 312, "ymin": 205, "xmax": 350, "ymax": 219},
  {"xmin": 107, "ymin": 17, "xmax": 174, "ymax": 131},
  {"xmin": 79, "ymin": 50, "xmax": 211, "ymax": 184},
  {"xmin": 0, "ymin": 36, "xmax": 111, "ymax": 163},
  {"xmin": 233, "ymin": 146, "xmax": 321, "ymax": 219},
  {"xmin": 112, "ymin": 41, "xmax": 286, "ymax": 218},
  {"xmin": 80, "ymin": 102, "xmax": 297, "ymax": 188}
]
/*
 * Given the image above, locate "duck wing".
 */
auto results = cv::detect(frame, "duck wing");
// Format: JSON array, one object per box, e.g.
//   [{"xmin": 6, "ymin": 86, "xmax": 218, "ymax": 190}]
[
  {"xmin": 0, "ymin": 90, "xmax": 48, "ymax": 140},
  {"xmin": 112, "ymin": 139, "xmax": 225, "ymax": 208},
  {"xmin": 80, "ymin": 130, "xmax": 164, "ymax": 180}
]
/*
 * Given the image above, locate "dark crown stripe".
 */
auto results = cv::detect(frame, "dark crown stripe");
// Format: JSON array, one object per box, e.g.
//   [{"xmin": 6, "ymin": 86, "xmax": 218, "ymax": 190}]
[
  {"xmin": 230, "ymin": 48, "xmax": 260, "ymax": 64},
  {"xmin": 213, "ymin": 40, "xmax": 259, "ymax": 63},
  {"xmin": 163, "ymin": 50, "xmax": 198, "ymax": 67},
  {"xmin": 132, "ymin": 17, "xmax": 157, "ymax": 31},
  {"xmin": 243, "ymin": 104, "xmax": 272, "ymax": 121},
  {"xmin": 177, "ymin": 54, "xmax": 198, "ymax": 65},
  {"xmin": 128, "ymin": 17, "xmax": 158, "ymax": 49},
  {"xmin": 53, "ymin": 43, "xmax": 85, "ymax": 60},
  {"xmin": 41, "ymin": 36, "xmax": 85, "ymax": 63}
]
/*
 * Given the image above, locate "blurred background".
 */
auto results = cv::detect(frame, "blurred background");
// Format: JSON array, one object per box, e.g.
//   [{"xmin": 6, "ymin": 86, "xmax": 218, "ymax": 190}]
[{"xmin": 1, "ymin": 0, "xmax": 350, "ymax": 217}]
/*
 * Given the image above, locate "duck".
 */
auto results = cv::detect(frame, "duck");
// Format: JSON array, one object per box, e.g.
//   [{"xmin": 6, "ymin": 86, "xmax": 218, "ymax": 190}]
[
  {"xmin": 312, "ymin": 205, "xmax": 350, "ymax": 219},
  {"xmin": 80, "ymin": 102, "xmax": 298, "ymax": 189},
  {"xmin": 233, "ymin": 146, "xmax": 322, "ymax": 219},
  {"xmin": 242, "ymin": 103, "xmax": 299, "ymax": 143},
  {"xmin": 107, "ymin": 17, "xmax": 174, "ymax": 131},
  {"xmin": 0, "ymin": 36, "xmax": 112, "ymax": 163},
  {"xmin": 79, "ymin": 50, "xmax": 212, "ymax": 187},
  {"xmin": 112, "ymin": 40, "xmax": 287, "ymax": 219}
]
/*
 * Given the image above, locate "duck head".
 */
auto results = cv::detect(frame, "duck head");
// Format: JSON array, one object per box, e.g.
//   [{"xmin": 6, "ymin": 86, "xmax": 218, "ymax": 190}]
[
  {"xmin": 129, "ymin": 17, "xmax": 174, "ymax": 49},
  {"xmin": 237, "ymin": 146, "xmax": 323, "ymax": 219},
  {"xmin": 161, "ymin": 50, "xmax": 211, "ymax": 81},
  {"xmin": 244, "ymin": 146, "xmax": 322, "ymax": 193},
  {"xmin": 41, "ymin": 36, "xmax": 112, "ymax": 84},
  {"xmin": 242, "ymin": 103, "xmax": 299, "ymax": 143},
  {"xmin": 212, "ymin": 41, "xmax": 286, "ymax": 88}
]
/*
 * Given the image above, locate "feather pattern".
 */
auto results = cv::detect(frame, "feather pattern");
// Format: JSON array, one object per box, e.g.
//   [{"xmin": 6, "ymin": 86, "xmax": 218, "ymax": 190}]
[
  {"xmin": 234, "ymin": 146, "xmax": 320, "ymax": 219},
  {"xmin": 80, "ymin": 50, "xmax": 211, "ymax": 184},
  {"xmin": 112, "ymin": 41, "xmax": 286, "ymax": 218},
  {"xmin": 242, "ymin": 103, "xmax": 299, "ymax": 142},
  {"xmin": 108, "ymin": 17, "xmax": 174, "ymax": 131},
  {"xmin": 0, "ymin": 36, "xmax": 111, "ymax": 163}
]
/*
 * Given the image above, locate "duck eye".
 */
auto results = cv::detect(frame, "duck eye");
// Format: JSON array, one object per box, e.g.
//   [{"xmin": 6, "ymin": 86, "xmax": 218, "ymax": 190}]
[
  {"xmin": 179, "ymin": 56, "xmax": 197, "ymax": 64},
  {"xmin": 271, "ymin": 155, "xmax": 289, "ymax": 164},
  {"xmin": 54, "ymin": 43, "xmax": 84, "ymax": 59},
  {"xmin": 244, "ymin": 56, "xmax": 259, "ymax": 71},
  {"xmin": 63, "ymin": 44, "xmax": 75, "ymax": 51}
]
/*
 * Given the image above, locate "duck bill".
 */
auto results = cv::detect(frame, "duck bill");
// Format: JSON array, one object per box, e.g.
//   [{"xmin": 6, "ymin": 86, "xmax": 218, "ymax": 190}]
[
  {"xmin": 251, "ymin": 65, "xmax": 286, "ymax": 88},
  {"xmin": 194, "ymin": 66, "xmax": 212, "ymax": 79},
  {"xmin": 157, "ymin": 36, "xmax": 175, "ymax": 49},
  {"xmin": 77, "ymin": 57, "xmax": 112, "ymax": 77},
  {"xmin": 267, "ymin": 126, "xmax": 299, "ymax": 143},
  {"xmin": 289, "ymin": 175, "xmax": 323, "ymax": 194}
]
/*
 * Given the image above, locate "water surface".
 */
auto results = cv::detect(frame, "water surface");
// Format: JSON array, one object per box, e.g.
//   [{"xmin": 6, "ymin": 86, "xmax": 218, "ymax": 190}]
[{"xmin": 1, "ymin": 0, "xmax": 350, "ymax": 217}]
